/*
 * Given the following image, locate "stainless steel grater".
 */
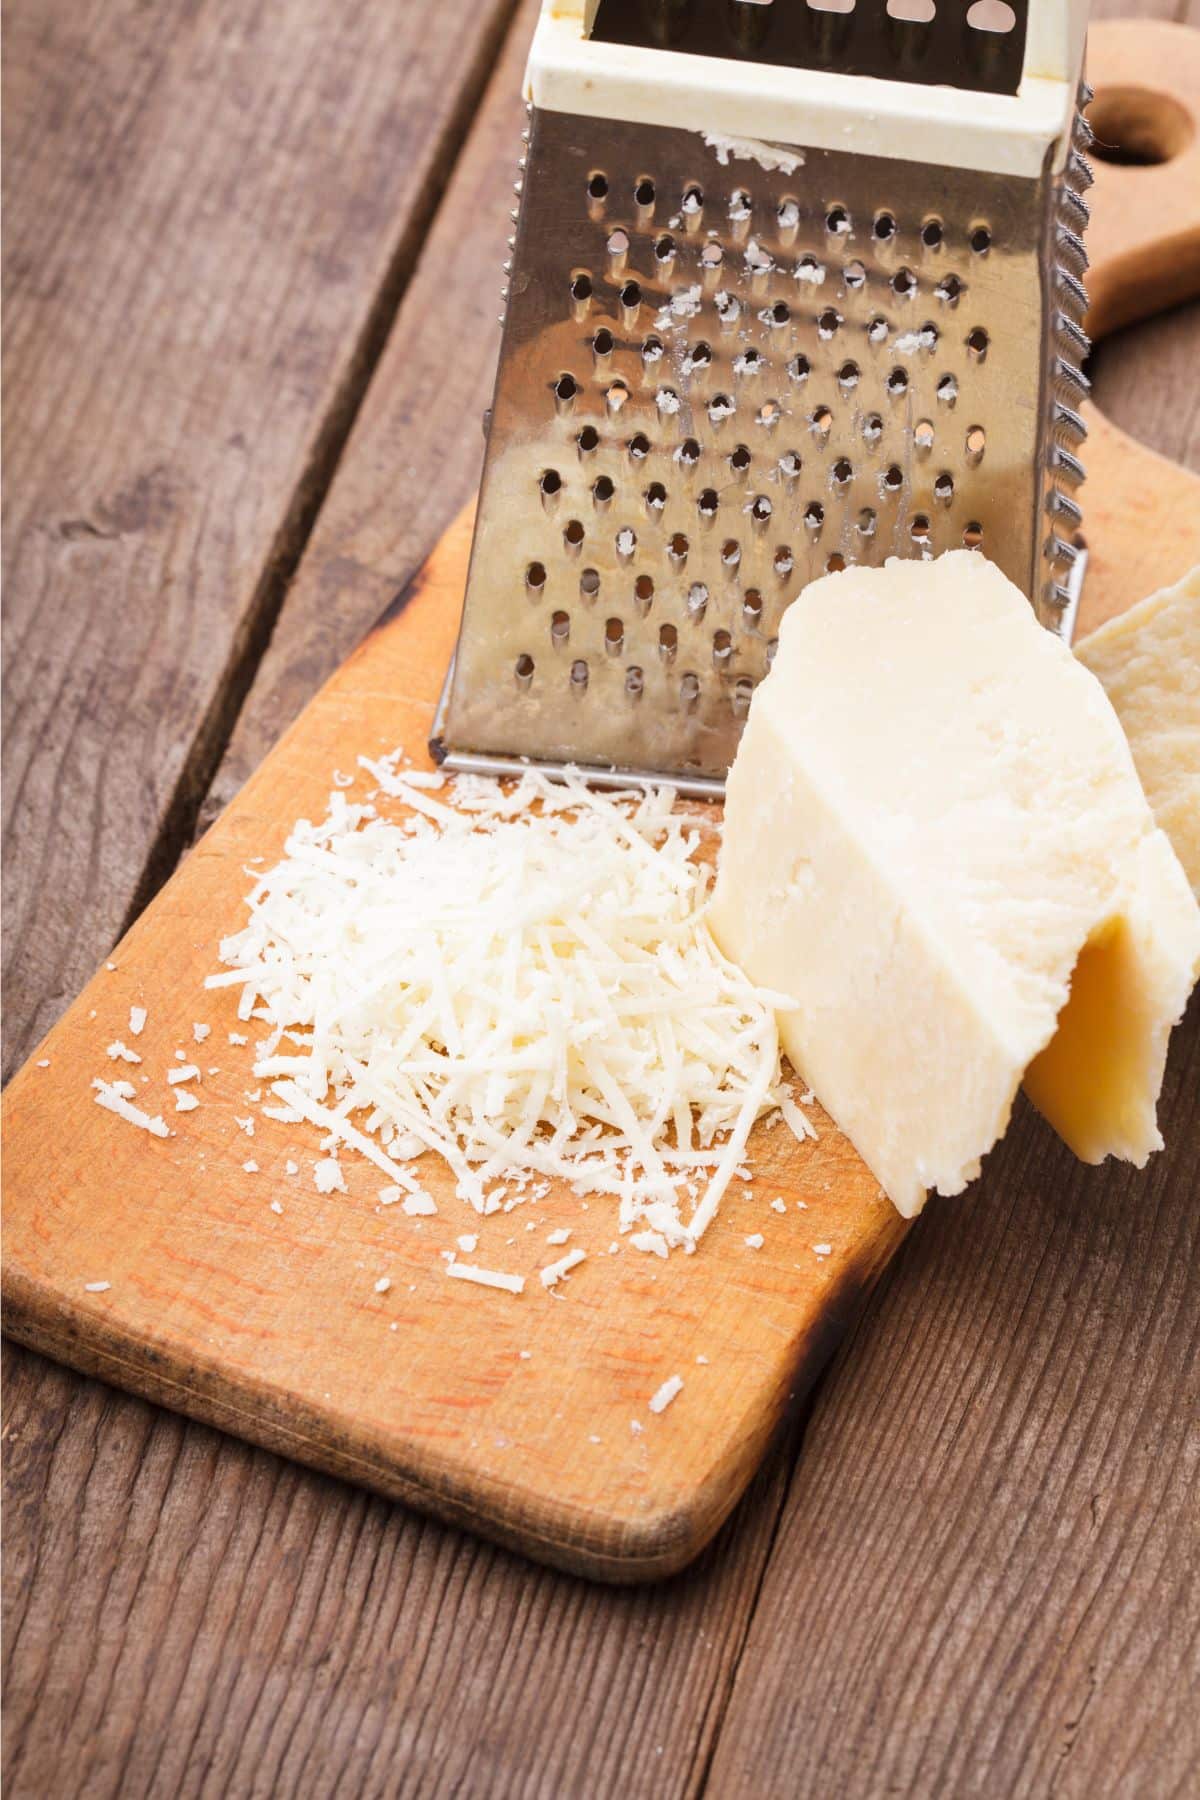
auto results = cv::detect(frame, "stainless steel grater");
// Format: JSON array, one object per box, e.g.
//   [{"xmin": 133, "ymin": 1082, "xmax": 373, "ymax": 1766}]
[{"xmin": 433, "ymin": 0, "xmax": 1093, "ymax": 796}]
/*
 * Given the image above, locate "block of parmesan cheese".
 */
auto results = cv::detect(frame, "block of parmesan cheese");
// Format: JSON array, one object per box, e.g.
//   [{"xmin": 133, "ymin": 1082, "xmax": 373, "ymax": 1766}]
[
  {"xmin": 710, "ymin": 551, "xmax": 1200, "ymax": 1217},
  {"xmin": 1076, "ymin": 565, "xmax": 1199, "ymax": 897}
]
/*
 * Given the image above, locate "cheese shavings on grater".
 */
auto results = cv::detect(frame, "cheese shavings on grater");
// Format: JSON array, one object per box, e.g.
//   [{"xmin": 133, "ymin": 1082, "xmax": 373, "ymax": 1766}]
[{"xmin": 433, "ymin": 0, "xmax": 1093, "ymax": 795}]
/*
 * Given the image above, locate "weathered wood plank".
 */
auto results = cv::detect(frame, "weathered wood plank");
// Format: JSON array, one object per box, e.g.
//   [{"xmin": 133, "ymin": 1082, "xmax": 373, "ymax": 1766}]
[
  {"xmin": 706, "ymin": 996, "xmax": 1200, "ymax": 1800},
  {"xmin": 0, "ymin": 0, "xmax": 516, "ymax": 1078},
  {"xmin": 1, "ymin": 1340, "xmax": 799, "ymax": 1798},
  {"xmin": 199, "ymin": 0, "xmax": 540, "ymax": 831}
]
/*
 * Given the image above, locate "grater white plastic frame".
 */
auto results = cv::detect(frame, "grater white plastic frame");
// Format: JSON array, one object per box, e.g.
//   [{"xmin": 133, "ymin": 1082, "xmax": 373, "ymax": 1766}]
[{"xmin": 527, "ymin": 0, "xmax": 1089, "ymax": 178}]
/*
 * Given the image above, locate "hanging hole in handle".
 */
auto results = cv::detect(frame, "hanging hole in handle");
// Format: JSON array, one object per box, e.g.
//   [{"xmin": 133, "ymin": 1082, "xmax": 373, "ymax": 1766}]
[
  {"xmin": 886, "ymin": 0, "xmax": 935, "ymax": 20},
  {"xmin": 1086, "ymin": 87, "xmax": 1195, "ymax": 165},
  {"xmin": 966, "ymin": 0, "xmax": 1016, "ymax": 33}
]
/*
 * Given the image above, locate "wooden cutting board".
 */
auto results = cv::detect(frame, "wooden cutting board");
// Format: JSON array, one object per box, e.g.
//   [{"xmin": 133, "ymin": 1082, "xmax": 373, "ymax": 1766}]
[{"xmin": 4, "ymin": 21, "xmax": 1199, "ymax": 1583}]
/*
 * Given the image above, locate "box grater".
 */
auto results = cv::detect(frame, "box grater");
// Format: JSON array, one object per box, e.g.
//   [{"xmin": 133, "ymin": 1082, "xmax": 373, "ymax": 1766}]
[{"xmin": 432, "ymin": 0, "xmax": 1093, "ymax": 796}]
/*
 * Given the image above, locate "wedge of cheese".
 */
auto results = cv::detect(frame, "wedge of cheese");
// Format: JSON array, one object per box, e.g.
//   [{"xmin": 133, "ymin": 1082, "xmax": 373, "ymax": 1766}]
[
  {"xmin": 710, "ymin": 550, "xmax": 1200, "ymax": 1217},
  {"xmin": 1076, "ymin": 565, "xmax": 1199, "ymax": 898}
]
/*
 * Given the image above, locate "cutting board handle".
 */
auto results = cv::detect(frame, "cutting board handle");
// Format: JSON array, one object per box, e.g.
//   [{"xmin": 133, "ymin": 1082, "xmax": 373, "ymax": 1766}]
[
  {"xmin": 1085, "ymin": 21, "xmax": 1200, "ymax": 342},
  {"xmin": 1073, "ymin": 20, "xmax": 1200, "ymax": 637}
]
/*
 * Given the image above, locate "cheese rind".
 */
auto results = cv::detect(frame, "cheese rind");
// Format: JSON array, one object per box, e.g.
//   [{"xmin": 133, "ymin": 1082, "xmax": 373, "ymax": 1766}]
[
  {"xmin": 710, "ymin": 551, "xmax": 1200, "ymax": 1217},
  {"xmin": 1076, "ymin": 565, "xmax": 1200, "ymax": 898}
]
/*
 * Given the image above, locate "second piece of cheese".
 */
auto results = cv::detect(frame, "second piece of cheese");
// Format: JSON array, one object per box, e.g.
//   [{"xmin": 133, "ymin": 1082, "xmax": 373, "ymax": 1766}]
[
  {"xmin": 1076, "ymin": 564, "xmax": 1200, "ymax": 898},
  {"xmin": 710, "ymin": 550, "xmax": 1200, "ymax": 1218}
]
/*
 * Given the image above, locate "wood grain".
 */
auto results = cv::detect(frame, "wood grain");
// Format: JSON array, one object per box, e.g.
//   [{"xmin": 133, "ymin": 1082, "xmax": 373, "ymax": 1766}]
[
  {"xmin": 4, "ymin": 6, "xmax": 1200, "ymax": 1798},
  {"xmin": 0, "ymin": 0, "xmax": 517, "ymax": 1080},
  {"xmin": 1, "ymin": 500, "xmax": 904, "ymax": 1582}
]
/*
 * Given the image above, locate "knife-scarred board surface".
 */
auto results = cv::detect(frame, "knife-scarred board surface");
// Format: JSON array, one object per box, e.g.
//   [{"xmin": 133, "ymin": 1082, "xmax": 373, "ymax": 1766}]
[{"xmin": 3, "ymin": 19, "xmax": 1199, "ymax": 1582}]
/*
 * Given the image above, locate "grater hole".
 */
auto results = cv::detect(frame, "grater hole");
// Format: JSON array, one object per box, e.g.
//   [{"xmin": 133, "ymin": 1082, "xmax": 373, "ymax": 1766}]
[
  {"xmin": 873, "ymin": 211, "xmax": 897, "ymax": 241},
  {"xmin": 817, "ymin": 307, "xmax": 843, "ymax": 339},
  {"xmin": 605, "ymin": 617, "xmax": 624, "ymax": 654},
  {"xmin": 645, "ymin": 481, "xmax": 667, "ymax": 512},
  {"xmin": 774, "ymin": 546, "xmax": 795, "ymax": 578},
  {"xmin": 863, "ymin": 413, "xmax": 883, "ymax": 446},
  {"xmin": 592, "ymin": 328, "xmax": 614, "ymax": 358},
  {"xmin": 626, "ymin": 665, "xmax": 644, "ymax": 698},
  {"xmin": 937, "ymin": 372, "xmax": 959, "ymax": 406},
  {"xmin": 757, "ymin": 399, "xmax": 782, "ymax": 429},
  {"xmin": 891, "ymin": 267, "xmax": 916, "ymax": 298},
  {"xmin": 804, "ymin": 501, "xmax": 825, "ymax": 531},
  {"xmin": 592, "ymin": 475, "xmax": 615, "ymax": 507},
  {"xmin": 766, "ymin": 636, "xmax": 779, "ymax": 666},
  {"xmin": 966, "ymin": 424, "xmax": 986, "ymax": 463},
  {"xmin": 733, "ymin": 676, "xmax": 754, "ymax": 718},
  {"xmin": 684, "ymin": 341, "xmax": 714, "ymax": 372},
  {"xmin": 715, "ymin": 289, "xmax": 741, "ymax": 325},
  {"xmin": 751, "ymin": 494, "xmax": 773, "ymax": 524},
  {"xmin": 731, "ymin": 350, "xmax": 757, "ymax": 379},
  {"xmin": 826, "ymin": 553, "xmax": 847, "ymax": 573},
  {"xmin": 580, "ymin": 567, "xmax": 601, "ymax": 599},
  {"xmin": 698, "ymin": 488, "xmax": 720, "ymax": 518},
  {"xmin": 729, "ymin": 188, "xmax": 753, "ymax": 222},
  {"xmin": 577, "ymin": 424, "xmax": 599, "ymax": 456},
  {"xmin": 919, "ymin": 321, "xmax": 939, "ymax": 350},
  {"xmin": 669, "ymin": 531, "xmax": 690, "ymax": 565},
  {"xmin": 680, "ymin": 673, "xmax": 700, "ymax": 711},
  {"xmin": 970, "ymin": 224, "xmax": 992, "ymax": 254},
  {"xmin": 882, "ymin": 464, "xmax": 904, "ymax": 493},
  {"xmin": 628, "ymin": 432, "xmax": 651, "ymax": 462},
  {"xmin": 867, "ymin": 316, "xmax": 889, "ymax": 345},
  {"xmin": 743, "ymin": 589, "xmax": 763, "ymax": 624},
  {"xmin": 832, "ymin": 457, "xmax": 853, "ymax": 489},
  {"xmin": 811, "ymin": 405, "xmax": 833, "ymax": 441},
  {"xmin": 587, "ymin": 172, "xmax": 609, "ymax": 202},
  {"xmin": 963, "ymin": 520, "xmax": 984, "ymax": 547},
  {"xmin": 554, "ymin": 372, "xmax": 579, "ymax": 406},
  {"xmin": 688, "ymin": 582, "xmax": 709, "ymax": 618},
  {"xmin": 795, "ymin": 254, "xmax": 826, "ymax": 287},
  {"xmin": 701, "ymin": 242, "xmax": 725, "ymax": 271},
  {"xmin": 540, "ymin": 468, "xmax": 563, "ymax": 501},
  {"xmin": 914, "ymin": 418, "xmax": 934, "ymax": 453},
  {"xmin": 656, "ymin": 384, "xmax": 681, "ymax": 415},
  {"xmin": 607, "ymin": 228, "xmax": 630, "ymax": 260},
  {"xmin": 934, "ymin": 472, "xmax": 954, "ymax": 503},
  {"xmin": 722, "ymin": 538, "xmax": 742, "ymax": 567},
  {"xmin": 857, "ymin": 507, "xmax": 877, "ymax": 536},
  {"xmin": 910, "ymin": 513, "xmax": 932, "ymax": 545},
  {"xmin": 654, "ymin": 233, "xmax": 676, "ymax": 265},
  {"xmin": 709, "ymin": 393, "xmax": 736, "ymax": 423},
  {"xmin": 642, "ymin": 334, "xmax": 665, "ymax": 366},
  {"xmin": 713, "ymin": 629, "xmax": 733, "ymax": 668},
  {"xmin": 515, "ymin": 653, "xmax": 535, "ymax": 688},
  {"xmin": 787, "ymin": 353, "xmax": 812, "ymax": 384},
  {"xmin": 659, "ymin": 623, "xmax": 678, "ymax": 661},
  {"xmin": 844, "ymin": 259, "xmax": 866, "ymax": 289},
  {"xmin": 936, "ymin": 273, "xmax": 964, "ymax": 305},
  {"xmin": 967, "ymin": 0, "xmax": 1017, "ymax": 29},
  {"xmin": 616, "ymin": 526, "xmax": 637, "ymax": 558},
  {"xmin": 731, "ymin": 443, "xmax": 753, "ymax": 473},
  {"xmin": 619, "ymin": 279, "xmax": 642, "ymax": 313},
  {"xmin": 767, "ymin": 300, "xmax": 791, "ymax": 326},
  {"xmin": 634, "ymin": 176, "xmax": 656, "ymax": 209},
  {"xmin": 607, "ymin": 380, "xmax": 630, "ymax": 412},
  {"xmin": 526, "ymin": 561, "xmax": 547, "ymax": 593},
  {"xmin": 779, "ymin": 449, "xmax": 803, "ymax": 480},
  {"xmin": 966, "ymin": 326, "xmax": 989, "ymax": 361},
  {"xmin": 838, "ymin": 360, "xmax": 860, "ymax": 391},
  {"xmin": 886, "ymin": 367, "xmax": 909, "ymax": 396},
  {"xmin": 778, "ymin": 197, "xmax": 801, "ymax": 236},
  {"xmin": 634, "ymin": 573, "xmax": 655, "ymax": 611},
  {"xmin": 571, "ymin": 658, "xmax": 589, "ymax": 692},
  {"xmin": 550, "ymin": 610, "xmax": 570, "ymax": 645},
  {"xmin": 677, "ymin": 437, "xmax": 702, "ymax": 467},
  {"xmin": 681, "ymin": 183, "xmax": 704, "ymax": 218},
  {"xmin": 825, "ymin": 204, "xmax": 851, "ymax": 235},
  {"xmin": 563, "ymin": 517, "xmax": 585, "ymax": 549},
  {"xmin": 921, "ymin": 218, "xmax": 944, "ymax": 249}
]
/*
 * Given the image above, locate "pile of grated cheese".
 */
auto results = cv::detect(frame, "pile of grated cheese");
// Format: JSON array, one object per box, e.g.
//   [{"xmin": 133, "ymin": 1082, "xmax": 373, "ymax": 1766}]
[{"xmin": 206, "ymin": 757, "xmax": 807, "ymax": 1251}]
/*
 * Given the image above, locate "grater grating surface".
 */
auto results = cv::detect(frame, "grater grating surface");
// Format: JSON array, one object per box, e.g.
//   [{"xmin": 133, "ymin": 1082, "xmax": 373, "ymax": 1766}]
[{"xmin": 434, "ymin": 11, "xmax": 1091, "ymax": 792}]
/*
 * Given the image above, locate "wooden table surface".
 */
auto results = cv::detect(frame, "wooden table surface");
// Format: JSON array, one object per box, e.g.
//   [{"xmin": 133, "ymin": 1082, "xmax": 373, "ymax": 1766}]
[{"xmin": 3, "ymin": 0, "xmax": 1198, "ymax": 1793}]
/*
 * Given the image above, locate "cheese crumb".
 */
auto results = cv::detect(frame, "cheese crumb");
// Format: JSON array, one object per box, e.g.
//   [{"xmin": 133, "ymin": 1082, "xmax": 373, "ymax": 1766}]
[
  {"xmin": 744, "ymin": 1233, "xmax": 764, "ymax": 1249},
  {"xmin": 402, "ymin": 1192, "xmax": 437, "ymax": 1216},
  {"xmin": 243, "ymin": 1159, "xmax": 259, "ymax": 1173},
  {"xmin": 175, "ymin": 1090, "xmax": 199, "ymax": 1113},
  {"xmin": 813, "ymin": 1242, "xmax": 832, "ymax": 1257},
  {"xmin": 285, "ymin": 1160, "xmax": 299, "ymax": 1176},
  {"xmin": 84, "ymin": 1280, "xmax": 111, "ymax": 1293},
  {"xmin": 446, "ymin": 1261, "xmax": 525, "ymax": 1296},
  {"xmin": 457, "ymin": 1234, "xmax": 479, "ymax": 1253},
  {"xmin": 106, "ymin": 1040, "xmax": 142, "ymax": 1065},
  {"xmin": 168, "ymin": 1064, "xmax": 200, "ymax": 1085},
  {"xmin": 378, "ymin": 1184, "xmax": 403, "ymax": 1205},
  {"xmin": 314, "ymin": 1159, "xmax": 346, "ymax": 1194},
  {"xmin": 129, "ymin": 1006, "xmax": 147, "ymax": 1037},
  {"xmin": 270, "ymin": 1200, "xmax": 283, "ymax": 1214},
  {"xmin": 92, "ymin": 1079, "xmax": 169, "ymax": 1138},
  {"xmin": 770, "ymin": 1197, "xmax": 786, "ymax": 1213},
  {"xmin": 229, "ymin": 1031, "xmax": 248, "ymax": 1046},
  {"xmin": 374, "ymin": 1276, "xmax": 392, "ymax": 1294},
  {"xmin": 630, "ymin": 1230, "xmax": 670, "ymax": 1259},
  {"xmin": 546, "ymin": 1228, "xmax": 571, "ymax": 1247},
  {"xmin": 648, "ymin": 1374, "xmax": 683, "ymax": 1413},
  {"xmin": 193, "ymin": 1023, "xmax": 211, "ymax": 1043},
  {"xmin": 540, "ymin": 1247, "xmax": 587, "ymax": 1289}
]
